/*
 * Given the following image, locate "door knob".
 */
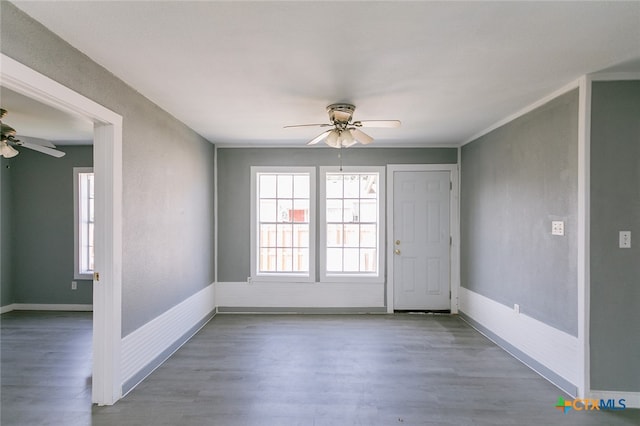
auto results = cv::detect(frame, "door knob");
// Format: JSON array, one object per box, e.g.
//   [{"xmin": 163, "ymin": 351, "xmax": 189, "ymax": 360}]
[
  {"xmin": 395, "ymin": 240, "xmax": 401, "ymax": 245},
  {"xmin": 394, "ymin": 249, "xmax": 401, "ymax": 255}
]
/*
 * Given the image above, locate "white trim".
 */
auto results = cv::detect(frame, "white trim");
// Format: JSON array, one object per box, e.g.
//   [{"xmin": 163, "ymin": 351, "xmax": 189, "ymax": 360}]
[
  {"xmin": 250, "ymin": 166, "xmax": 316, "ymax": 283},
  {"xmin": 73, "ymin": 167, "xmax": 94, "ymax": 280},
  {"xmin": 0, "ymin": 304, "xmax": 14, "ymax": 314},
  {"xmin": 462, "ymin": 79, "xmax": 581, "ymax": 146},
  {"xmin": 319, "ymin": 166, "xmax": 386, "ymax": 284},
  {"xmin": 1, "ymin": 54, "xmax": 124, "ymax": 405},
  {"xmin": 4, "ymin": 303, "xmax": 93, "ymax": 311},
  {"xmin": 577, "ymin": 76, "xmax": 591, "ymax": 399},
  {"xmin": 386, "ymin": 164, "xmax": 459, "ymax": 313},
  {"xmin": 459, "ymin": 287, "xmax": 579, "ymax": 387},
  {"xmin": 121, "ymin": 283, "xmax": 216, "ymax": 385},
  {"xmin": 589, "ymin": 390, "xmax": 640, "ymax": 409},
  {"xmin": 216, "ymin": 281, "xmax": 384, "ymax": 308},
  {"xmin": 213, "ymin": 146, "xmax": 218, "ymax": 284}
]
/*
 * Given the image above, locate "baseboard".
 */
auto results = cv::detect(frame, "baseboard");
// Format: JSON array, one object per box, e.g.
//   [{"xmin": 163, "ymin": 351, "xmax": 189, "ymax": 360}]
[
  {"xmin": 217, "ymin": 306, "xmax": 388, "ymax": 314},
  {"xmin": 1, "ymin": 303, "xmax": 93, "ymax": 313},
  {"xmin": 215, "ymin": 281, "xmax": 385, "ymax": 308},
  {"xmin": 121, "ymin": 283, "xmax": 216, "ymax": 396},
  {"xmin": 459, "ymin": 287, "xmax": 579, "ymax": 396},
  {"xmin": 589, "ymin": 390, "xmax": 640, "ymax": 409}
]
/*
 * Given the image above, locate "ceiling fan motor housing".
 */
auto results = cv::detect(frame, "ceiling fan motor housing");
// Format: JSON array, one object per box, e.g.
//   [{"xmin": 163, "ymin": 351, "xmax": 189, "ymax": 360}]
[{"xmin": 327, "ymin": 103, "xmax": 355, "ymax": 125}]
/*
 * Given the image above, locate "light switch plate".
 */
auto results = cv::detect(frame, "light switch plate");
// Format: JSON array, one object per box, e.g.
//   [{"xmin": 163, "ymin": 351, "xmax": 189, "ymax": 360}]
[
  {"xmin": 619, "ymin": 231, "xmax": 631, "ymax": 248},
  {"xmin": 551, "ymin": 221, "xmax": 564, "ymax": 236}
]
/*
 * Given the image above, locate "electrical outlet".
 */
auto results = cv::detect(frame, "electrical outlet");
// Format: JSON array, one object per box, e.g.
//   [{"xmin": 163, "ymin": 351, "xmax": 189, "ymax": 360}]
[
  {"xmin": 71, "ymin": 281, "xmax": 77, "ymax": 290},
  {"xmin": 551, "ymin": 221, "xmax": 565, "ymax": 236},
  {"xmin": 514, "ymin": 304, "xmax": 520, "ymax": 314},
  {"xmin": 247, "ymin": 276, "xmax": 253, "ymax": 284},
  {"xmin": 619, "ymin": 231, "xmax": 631, "ymax": 248}
]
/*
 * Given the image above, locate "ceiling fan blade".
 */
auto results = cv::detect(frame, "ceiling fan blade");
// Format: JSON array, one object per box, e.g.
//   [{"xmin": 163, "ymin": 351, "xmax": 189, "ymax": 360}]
[
  {"xmin": 16, "ymin": 135, "xmax": 57, "ymax": 148},
  {"xmin": 350, "ymin": 128, "xmax": 374, "ymax": 145},
  {"xmin": 284, "ymin": 123, "xmax": 331, "ymax": 129},
  {"xmin": 19, "ymin": 141, "xmax": 66, "ymax": 158},
  {"xmin": 353, "ymin": 120, "xmax": 401, "ymax": 128},
  {"xmin": 307, "ymin": 129, "xmax": 332, "ymax": 145}
]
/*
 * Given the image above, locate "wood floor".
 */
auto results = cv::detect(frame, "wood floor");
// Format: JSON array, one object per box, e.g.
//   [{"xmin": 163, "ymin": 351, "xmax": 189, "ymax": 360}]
[{"xmin": 1, "ymin": 311, "xmax": 638, "ymax": 425}]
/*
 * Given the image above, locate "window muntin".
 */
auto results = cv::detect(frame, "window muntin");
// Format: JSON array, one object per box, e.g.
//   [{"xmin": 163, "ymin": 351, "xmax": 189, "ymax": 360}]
[
  {"xmin": 251, "ymin": 167, "xmax": 315, "ymax": 281},
  {"xmin": 74, "ymin": 168, "xmax": 94, "ymax": 279},
  {"xmin": 321, "ymin": 168, "xmax": 385, "ymax": 280}
]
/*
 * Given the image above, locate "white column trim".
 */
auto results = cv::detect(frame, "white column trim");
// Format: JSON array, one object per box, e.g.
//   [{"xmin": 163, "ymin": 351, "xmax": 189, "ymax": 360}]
[{"xmin": 576, "ymin": 75, "xmax": 591, "ymax": 399}]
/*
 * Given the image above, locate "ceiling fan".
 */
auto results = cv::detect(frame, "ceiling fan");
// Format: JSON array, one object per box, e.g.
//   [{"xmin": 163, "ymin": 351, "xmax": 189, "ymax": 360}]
[
  {"xmin": 285, "ymin": 103, "xmax": 400, "ymax": 148},
  {"xmin": 0, "ymin": 108, "xmax": 66, "ymax": 158}
]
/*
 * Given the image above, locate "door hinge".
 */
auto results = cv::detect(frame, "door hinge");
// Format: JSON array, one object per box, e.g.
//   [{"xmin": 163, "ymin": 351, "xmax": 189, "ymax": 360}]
[
  {"xmin": 450, "ymin": 181, "xmax": 453, "ymax": 190},
  {"xmin": 449, "ymin": 290, "xmax": 452, "ymax": 299},
  {"xmin": 93, "ymin": 272, "xmax": 100, "ymax": 282},
  {"xmin": 450, "ymin": 236, "xmax": 452, "ymax": 246}
]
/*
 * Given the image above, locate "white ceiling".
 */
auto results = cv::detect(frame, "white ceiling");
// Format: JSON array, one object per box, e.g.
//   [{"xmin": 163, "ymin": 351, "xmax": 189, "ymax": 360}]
[{"xmin": 8, "ymin": 1, "xmax": 640, "ymax": 147}]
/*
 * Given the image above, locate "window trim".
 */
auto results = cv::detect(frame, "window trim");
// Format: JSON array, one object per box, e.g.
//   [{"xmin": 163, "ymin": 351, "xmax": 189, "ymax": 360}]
[
  {"xmin": 319, "ymin": 166, "xmax": 385, "ymax": 283},
  {"xmin": 250, "ymin": 166, "xmax": 316, "ymax": 282},
  {"xmin": 73, "ymin": 167, "xmax": 94, "ymax": 280}
]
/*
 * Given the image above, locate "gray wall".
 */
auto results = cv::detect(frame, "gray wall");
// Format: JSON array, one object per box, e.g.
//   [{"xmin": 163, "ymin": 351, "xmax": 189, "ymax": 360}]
[
  {"xmin": 461, "ymin": 90, "xmax": 579, "ymax": 336},
  {"xmin": 1, "ymin": 2, "xmax": 215, "ymax": 336},
  {"xmin": 217, "ymin": 147, "xmax": 457, "ymax": 282},
  {"xmin": 9, "ymin": 146, "xmax": 93, "ymax": 304},
  {"xmin": 1, "ymin": 157, "xmax": 12, "ymax": 306},
  {"xmin": 590, "ymin": 80, "xmax": 640, "ymax": 392}
]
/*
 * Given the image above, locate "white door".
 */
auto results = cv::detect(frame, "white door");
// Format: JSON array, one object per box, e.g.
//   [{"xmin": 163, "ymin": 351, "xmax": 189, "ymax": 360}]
[{"xmin": 393, "ymin": 170, "xmax": 450, "ymax": 310}]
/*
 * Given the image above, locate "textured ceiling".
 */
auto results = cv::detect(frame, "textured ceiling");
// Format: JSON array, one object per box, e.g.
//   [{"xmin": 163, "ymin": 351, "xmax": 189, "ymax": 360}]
[{"xmin": 8, "ymin": 1, "xmax": 640, "ymax": 147}]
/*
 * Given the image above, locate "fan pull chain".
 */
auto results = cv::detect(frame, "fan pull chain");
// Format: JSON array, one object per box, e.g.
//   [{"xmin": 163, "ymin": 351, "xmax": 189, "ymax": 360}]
[{"xmin": 338, "ymin": 146, "xmax": 343, "ymax": 171}]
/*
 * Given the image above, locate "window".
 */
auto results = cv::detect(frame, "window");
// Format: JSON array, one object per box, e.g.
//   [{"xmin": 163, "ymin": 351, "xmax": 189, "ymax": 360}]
[
  {"xmin": 74, "ymin": 167, "xmax": 94, "ymax": 279},
  {"xmin": 320, "ymin": 167, "xmax": 385, "ymax": 282},
  {"xmin": 251, "ymin": 167, "xmax": 315, "ymax": 281}
]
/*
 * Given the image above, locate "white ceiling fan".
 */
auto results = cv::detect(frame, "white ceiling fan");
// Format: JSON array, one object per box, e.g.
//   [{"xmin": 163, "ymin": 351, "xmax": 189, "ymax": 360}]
[
  {"xmin": 285, "ymin": 103, "xmax": 400, "ymax": 148},
  {"xmin": 0, "ymin": 108, "xmax": 66, "ymax": 158}
]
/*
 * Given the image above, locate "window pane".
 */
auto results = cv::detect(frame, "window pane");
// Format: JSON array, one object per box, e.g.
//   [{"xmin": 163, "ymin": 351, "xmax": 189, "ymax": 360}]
[
  {"xmin": 292, "ymin": 248, "xmax": 308, "ymax": 272},
  {"xmin": 293, "ymin": 224, "xmax": 309, "ymax": 247},
  {"xmin": 326, "ymin": 224, "xmax": 343, "ymax": 247},
  {"xmin": 277, "ymin": 248, "xmax": 293, "ymax": 271},
  {"xmin": 292, "ymin": 199, "xmax": 309, "ymax": 222},
  {"xmin": 359, "ymin": 200, "xmax": 377, "ymax": 222},
  {"xmin": 360, "ymin": 249, "xmax": 377, "ymax": 272},
  {"xmin": 343, "ymin": 248, "xmax": 359, "ymax": 271},
  {"xmin": 326, "ymin": 248, "xmax": 343, "ymax": 272},
  {"xmin": 277, "ymin": 199, "xmax": 293, "ymax": 222},
  {"xmin": 343, "ymin": 174, "xmax": 359, "ymax": 198},
  {"xmin": 344, "ymin": 224, "xmax": 359, "ymax": 247},
  {"xmin": 326, "ymin": 199, "xmax": 342, "ymax": 222},
  {"xmin": 344, "ymin": 200, "xmax": 359, "ymax": 222},
  {"xmin": 259, "ymin": 248, "xmax": 276, "ymax": 272},
  {"xmin": 259, "ymin": 224, "xmax": 276, "ymax": 247},
  {"xmin": 360, "ymin": 224, "xmax": 377, "ymax": 247},
  {"xmin": 259, "ymin": 199, "xmax": 277, "ymax": 222},
  {"xmin": 326, "ymin": 174, "xmax": 343, "ymax": 198},
  {"xmin": 277, "ymin": 174, "xmax": 293, "ymax": 198},
  {"xmin": 259, "ymin": 174, "xmax": 277, "ymax": 198},
  {"xmin": 276, "ymin": 224, "xmax": 292, "ymax": 247},
  {"xmin": 293, "ymin": 175, "xmax": 309, "ymax": 198},
  {"xmin": 360, "ymin": 174, "xmax": 377, "ymax": 198}
]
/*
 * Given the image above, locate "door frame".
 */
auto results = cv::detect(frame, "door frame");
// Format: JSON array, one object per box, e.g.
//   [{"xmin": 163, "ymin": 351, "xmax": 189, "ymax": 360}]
[
  {"xmin": 386, "ymin": 164, "xmax": 459, "ymax": 313},
  {"xmin": 1, "ymin": 54, "xmax": 124, "ymax": 405}
]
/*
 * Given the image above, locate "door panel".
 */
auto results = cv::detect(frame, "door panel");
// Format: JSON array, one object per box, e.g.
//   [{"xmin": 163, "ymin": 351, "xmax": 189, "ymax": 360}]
[{"xmin": 393, "ymin": 171, "xmax": 450, "ymax": 310}]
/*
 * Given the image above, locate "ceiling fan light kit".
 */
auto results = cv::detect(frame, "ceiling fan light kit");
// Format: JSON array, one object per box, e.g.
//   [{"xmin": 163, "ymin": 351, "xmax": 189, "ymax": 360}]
[{"xmin": 285, "ymin": 103, "xmax": 400, "ymax": 148}]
